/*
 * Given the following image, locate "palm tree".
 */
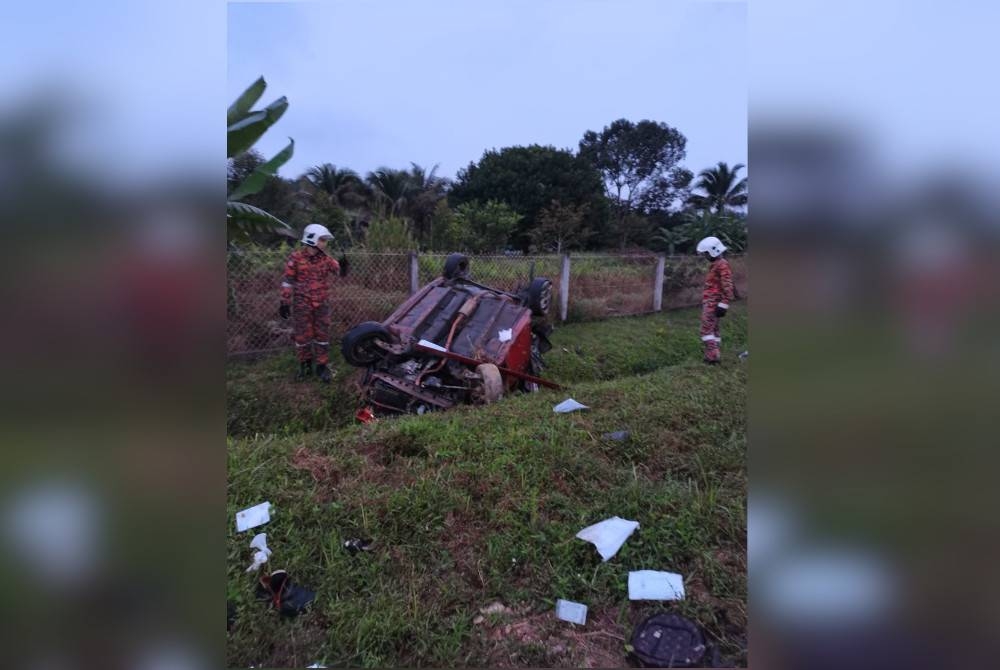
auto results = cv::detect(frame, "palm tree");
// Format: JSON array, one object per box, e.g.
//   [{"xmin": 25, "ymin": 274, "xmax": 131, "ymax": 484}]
[
  {"xmin": 686, "ymin": 162, "xmax": 747, "ymax": 214},
  {"xmin": 365, "ymin": 166, "xmax": 414, "ymax": 218},
  {"xmin": 404, "ymin": 163, "xmax": 448, "ymax": 244},
  {"xmin": 305, "ymin": 163, "xmax": 366, "ymax": 209}
]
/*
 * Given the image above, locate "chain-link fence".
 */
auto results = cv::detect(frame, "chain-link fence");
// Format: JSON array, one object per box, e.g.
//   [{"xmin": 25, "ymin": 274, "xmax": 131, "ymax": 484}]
[{"xmin": 227, "ymin": 248, "xmax": 747, "ymax": 358}]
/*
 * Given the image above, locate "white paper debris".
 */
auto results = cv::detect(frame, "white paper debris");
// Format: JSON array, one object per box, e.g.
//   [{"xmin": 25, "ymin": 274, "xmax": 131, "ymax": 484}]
[
  {"xmin": 245, "ymin": 533, "xmax": 272, "ymax": 573},
  {"xmin": 418, "ymin": 339, "xmax": 448, "ymax": 352},
  {"xmin": 553, "ymin": 398, "xmax": 589, "ymax": 413},
  {"xmin": 576, "ymin": 516, "xmax": 640, "ymax": 562},
  {"xmin": 498, "ymin": 328, "xmax": 513, "ymax": 342},
  {"xmin": 235, "ymin": 502, "xmax": 271, "ymax": 532},
  {"xmin": 628, "ymin": 570, "xmax": 685, "ymax": 600},
  {"xmin": 555, "ymin": 599, "xmax": 588, "ymax": 625},
  {"xmin": 306, "ymin": 664, "xmax": 327, "ymax": 668}
]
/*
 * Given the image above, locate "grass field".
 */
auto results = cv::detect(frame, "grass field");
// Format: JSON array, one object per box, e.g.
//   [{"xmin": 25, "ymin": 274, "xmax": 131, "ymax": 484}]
[{"xmin": 227, "ymin": 303, "xmax": 747, "ymax": 668}]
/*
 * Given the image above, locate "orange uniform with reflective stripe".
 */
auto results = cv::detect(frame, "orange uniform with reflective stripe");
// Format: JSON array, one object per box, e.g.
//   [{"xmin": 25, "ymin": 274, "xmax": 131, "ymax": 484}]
[{"xmin": 702, "ymin": 257, "xmax": 735, "ymax": 307}]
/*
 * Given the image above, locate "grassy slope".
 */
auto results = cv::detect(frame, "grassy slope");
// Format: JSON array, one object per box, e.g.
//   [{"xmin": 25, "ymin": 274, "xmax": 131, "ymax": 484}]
[{"xmin": 227, "ymin": 304, "xmax": 747, "ymax": 668}]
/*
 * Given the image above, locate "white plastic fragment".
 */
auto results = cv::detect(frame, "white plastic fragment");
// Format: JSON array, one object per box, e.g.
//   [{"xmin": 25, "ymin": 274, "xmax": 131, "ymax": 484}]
[
  {"xmin": 553, "ymin": 398, "xmax": 589, "ymax": 413},
  {"xmin": 498, "ymin": 328, "xmax": 513, "ymax": 342},
  {"xmin": 628, "ymin": 570, "xmax": 685, "ymax": 601},
  {"xmin": 576, "ymin": 516, "xmax": 640, "ymax": 561},
  {"xmin": 418, "ymin": 339, "xmax": 448, "ymax": 352},
  {"xmin": 235, "ymin": 502, "xmax": 271, "ymax": 532},
  {"xmin": 555, "ymin": 599, "xmax": 588, "ymax": 625},
  {"xmin": 245, "ymin": 533, "xmax": 272, "ymax": 573},
  {"xmin": 306, "ymin": 664, "xmax": 327, "ymax": 668}
]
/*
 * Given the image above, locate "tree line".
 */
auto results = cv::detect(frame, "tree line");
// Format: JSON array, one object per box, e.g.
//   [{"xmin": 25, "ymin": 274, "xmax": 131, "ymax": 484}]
[{"xmin": 229, "ymin": 94, "xmax": 746, "ymax": 255}]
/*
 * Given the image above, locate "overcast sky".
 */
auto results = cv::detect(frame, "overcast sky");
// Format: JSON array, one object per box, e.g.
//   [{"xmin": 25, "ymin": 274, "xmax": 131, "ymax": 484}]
[{"xmin": 228, "ymin": 1, "xmax": 747, "ymax": 181}]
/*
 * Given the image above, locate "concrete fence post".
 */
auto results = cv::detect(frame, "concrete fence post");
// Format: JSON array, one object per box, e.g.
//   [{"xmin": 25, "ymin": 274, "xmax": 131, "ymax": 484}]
[
  {"xmin": 559, "ymin": 254, "xmax": 571, "ymax": 322},
  {"xmin": 653, "ymin": 255, "xmax": 666, "ymax": 312},
  {"xmin": 409, "ymin": 251, "xmax": 419, "ymax": 295}
]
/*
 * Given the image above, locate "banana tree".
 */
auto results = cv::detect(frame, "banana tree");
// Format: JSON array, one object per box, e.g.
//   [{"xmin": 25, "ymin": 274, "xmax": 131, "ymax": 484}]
[
  {"xmin": 651, "ymin": 225, "xmax": 691, "ymax": 256},
  {"xmin": 227, "ymin": 77, "xmax": 294, "ymax": 241}
]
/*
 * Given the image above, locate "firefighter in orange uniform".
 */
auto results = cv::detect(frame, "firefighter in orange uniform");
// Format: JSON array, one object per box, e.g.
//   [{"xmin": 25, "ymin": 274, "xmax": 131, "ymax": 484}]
[
  {"xmin": 696, "ymin": 236, "xmax": 735, "ymax": 365},
  {"xmin": 279, "ymin": 224, "xmax": 341, "ymax": 383}
]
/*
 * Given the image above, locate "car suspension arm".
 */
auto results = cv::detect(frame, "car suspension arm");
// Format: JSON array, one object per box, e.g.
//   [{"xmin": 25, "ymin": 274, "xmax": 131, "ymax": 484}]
[{"xmin": 412, "ymin": 342, "xmax": 563, "ymax": 390}]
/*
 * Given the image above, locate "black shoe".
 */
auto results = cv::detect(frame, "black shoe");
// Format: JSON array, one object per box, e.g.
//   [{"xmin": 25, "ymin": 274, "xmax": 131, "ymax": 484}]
[
  {"xmin": 316, "ymin": 364, "xmax": 333, "ymax": 384},
  {"xmin": 703, "ymin": 359, "xmax": 720, "ymax": 366},
  {"xmin": 296, "ymin": 360, "xmax": 313, "ymax": 380}
]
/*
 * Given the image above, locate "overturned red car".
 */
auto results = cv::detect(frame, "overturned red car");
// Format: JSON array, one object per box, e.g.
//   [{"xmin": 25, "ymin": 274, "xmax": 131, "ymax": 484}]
[{"xmin": 341, "ymin": 253, "xmax": 559, "ymax": 417}]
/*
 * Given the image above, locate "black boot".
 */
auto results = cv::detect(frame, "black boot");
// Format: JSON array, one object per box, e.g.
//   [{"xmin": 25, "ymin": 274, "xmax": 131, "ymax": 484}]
[
  {"xmin": 296, "ymin": 360, "xmax": 313, "ymax": 380},
  {"xmin": 316, "ymin": 363, "xmax": 333, "ymax": 384}
]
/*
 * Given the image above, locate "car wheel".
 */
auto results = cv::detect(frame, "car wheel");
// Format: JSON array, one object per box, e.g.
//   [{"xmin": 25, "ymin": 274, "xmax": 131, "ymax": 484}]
[
  {"xmin": 527, "ymin": 277, "xmax": 553, "ymax": 316},
  {"xmin": 341, "ymin": 321, "xmax": 392, "ymax": 367},
  {"xmin": 442, "ymin": 253, "xmax": 470, "ymax": 279},
  {"xmin": 472, "ymin": 363, "xmax": 503, "ymax": 404}
]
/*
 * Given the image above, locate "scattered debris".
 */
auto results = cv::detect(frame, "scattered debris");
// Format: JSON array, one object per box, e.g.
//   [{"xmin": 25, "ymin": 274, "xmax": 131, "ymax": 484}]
[
  {"xmin": 498, "ymin": 328, "xmax": 513, "ymax": 342},
  {"xmin": 256, "ymin": 569, "xmax": 316, "ymax": 616},
  {"xmin": 601, "ymin": 430, "xmax": 630, "ymax": 442},
  {"xmin": 236, "ymin": 502, "xmax": 271, "ymax": 532},
  {"xmin": 553, "ymin": 398, "xmax": 589, "ymax": 413},
  {"xmin": 306, "ymin": 664, "xmax": 327, "ymax": 668},
  {"xmin": 343, "ymin": 537, "xmax": 374, "ymax": 555},
  {"xmin": 245, "ymin": 533, "xmax": 272, "ymax": 573},
  {"xmin": 739, "ymin": 350, "xmax": 748, "ymax": 360},
  {"xmin": 356, "ymin": 407, "xmax": 376, "ymax": 423},
  {"xmin": 576, "ymin": 516, "xmax": 640, "ymax": 561},
  {"xmin": 554, "ymin": 598, "xmax": 588, "ymax": 625},
  {"xmin": 473, "ymin": 615, "xmax": 485, "ymax": 625},
  {"xmin": 628, "ymin": 570, "xmax": 685, "ymax": 601},
  {"xmin": 629, "ymin": 612, "xmax": 708, "ymax": 668}
]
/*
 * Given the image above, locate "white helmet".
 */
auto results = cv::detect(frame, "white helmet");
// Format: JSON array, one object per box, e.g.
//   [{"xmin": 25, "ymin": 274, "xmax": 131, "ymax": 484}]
[
  {"xmin": 696, "ymin": 236, "xmax": 727, "ymax": 258},
  {"xmin": 302, "ymin": 223, "xmax": 333, "ymax": 247}
]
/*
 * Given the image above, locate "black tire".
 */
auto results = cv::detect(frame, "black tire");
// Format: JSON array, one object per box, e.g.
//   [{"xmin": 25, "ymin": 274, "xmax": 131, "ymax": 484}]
[
  {"xmin": 341, "ymin": 321, "xmax": 392, "ymax": 367},
  {"xmin": 526, "ymin": 277, "xmax": 553, "ymax": 316},
  {"xmin": 442, "ymin": 253, "xmax": 470, "ymax": 279}
]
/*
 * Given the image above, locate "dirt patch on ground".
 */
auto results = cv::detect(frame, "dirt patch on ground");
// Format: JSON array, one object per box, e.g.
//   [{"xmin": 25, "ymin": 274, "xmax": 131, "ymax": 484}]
[
  {"xmin": 474, "ymin": 604, "xmax": 628, "ymax": 668},
  {"xmin": 290, "ymin": 447, "xmax": 341, "ymax": 501},
  {"xmin": 245, "ymin": 615, "xmax": 330, "ymax": 669},
  {"xmin": 440, "ymin": 509, "xmax": 490, "ymax": 593}
]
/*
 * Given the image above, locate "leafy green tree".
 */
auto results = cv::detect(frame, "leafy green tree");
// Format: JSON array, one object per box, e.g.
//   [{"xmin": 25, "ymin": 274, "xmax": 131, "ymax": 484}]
[
  {"xmin": 578, "ymin": 119, "xmax": 688, "ymax": 247},
  {"xmin": 529, "ymin": 201, "xmax": 593, "ymax": 254},
  {"xmin": 427, "ymin": 200, "xmax": 461, "ymax": 252},
  {"xmin": 364, "ymin": 216, "xmax": 415, "ymax": 251},
  {"xmin": 449, "ymin": 145, "xmax": 609, "ymax": 251},
  {"xmin": 308, "ymin": 190, "xmax": 353, "ymax": 246},
  {"xmin": 451, "ymin": 200, "xmax": 522, "ymax": 253},
  {"xmin": 227, "ymin": 77, "xmax": 294, "ymax": 241},
  {"xmin": 686, "ymin": 161, "xmax": 747, "ymax": 214}
]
